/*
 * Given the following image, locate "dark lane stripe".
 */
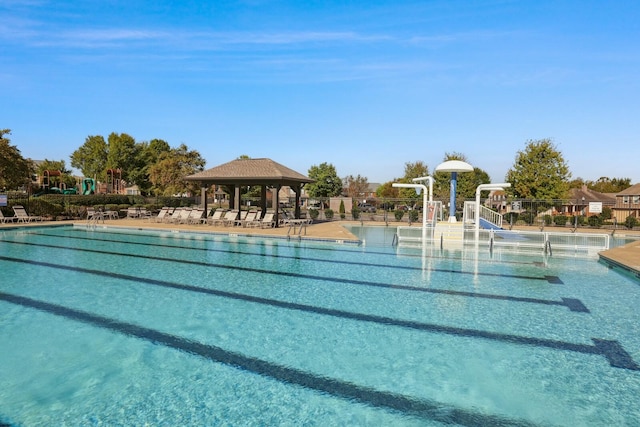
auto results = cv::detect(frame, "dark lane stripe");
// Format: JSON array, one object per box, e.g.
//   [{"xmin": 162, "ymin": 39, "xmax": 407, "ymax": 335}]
[
  {"xmin": 0, "ymin": 291, "xmax": 544, "ymax": 427},
  {"xmin": 1, "ymin": 256, "xmax": 634, "ymax": 369},
  {"xmin": 25, "ymin": 231, "xmax": 558, "ymax": 282},
  {"xmin": 0, "ymin": 242, "xmax": 579, "ymax": 311}
]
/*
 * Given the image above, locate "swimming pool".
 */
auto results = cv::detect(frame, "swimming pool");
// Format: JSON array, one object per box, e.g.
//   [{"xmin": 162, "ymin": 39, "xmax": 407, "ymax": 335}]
[{"xmin": 1, "ymin": 225, "xmax": 639, "ymax": 426}]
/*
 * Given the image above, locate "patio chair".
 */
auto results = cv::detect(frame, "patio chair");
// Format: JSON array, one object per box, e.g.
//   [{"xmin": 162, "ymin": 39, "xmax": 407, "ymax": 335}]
[
  {"xmin": 186, "ymin": 208, "xmax": 206, "ymax": 224},
  {"xmin": 0, "ymin": 210, "xmax": 17, "ymax": 223},
  {"xmin": 206, "ymin": 209, "xmax": 226, "ymax": 225},
  {"xmin": 256, "ymin": 212, "xmax": 275, "ymax": 228},
  {"xmin": 148, "ymin": 207, "xmax": 173, "ymax": 222},
  {"xmin": 164, "ymin": 207, "xmax": 184, "ymax": 223},
  {"xmin": 233, "ymin": 210, "xmax": 249, "ymax": 227},
  {"xmin": 236, "ymin": 211, "xmax": 258, "ymax": 227},
  {"xmin": 12, "ymin": 205, "xmax": 43, "ymax": 222},
  {"xmin": 221, "ymin": 210, "xmax": 239, "ymax": 227},
  {"xmin": 171, "ymin": 208, "xmax": 192, "ymax": 224}
]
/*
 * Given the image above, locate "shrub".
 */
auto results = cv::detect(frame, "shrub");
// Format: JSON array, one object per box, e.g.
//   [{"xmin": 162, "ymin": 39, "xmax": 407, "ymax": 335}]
[
  {"xmin": 553, "ymin": 215, "xmax": 568, "ymax": 226},
  {"xmin": 543, "ymin": 214, "xmax": 552, "ymax": 226},
  {"xmin": 587, "ymin": 215, "xmax": 603, "ymax": 228},
  {"xmin": 394, "ymin": 210, "xmax": 405, "ymax": 221},
  {"xmin": 324, "ymin": 208, "xmax": 334, "ymax": 219},
  {"xmin": 505, "ymin": 212, "xmax": 518, "ymax": 225},
  {"xmin": 351, "ymin": 205, "xmax": 361, "ymax": 220},
  {"xmin": 339, "ymin": 200, "xmax": 345, "ymax": 219},
  {"xmin": 625, "ymin": 215, "xmax": 638, "ymax": 229},
  {"xmin": 408, "ymin": 210, "xmax": 419, "ymax": 223},
  {"xmin": 308, "ymin": 208, "xmax": 319, "ymax": 220}
]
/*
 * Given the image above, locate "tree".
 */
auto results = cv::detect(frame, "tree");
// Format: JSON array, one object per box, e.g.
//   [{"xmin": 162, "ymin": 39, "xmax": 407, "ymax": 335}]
[
  {"xmin": 70, "ymin": 135, "xmax": 108, "ymax": 180},
  {"xmin": 395, "ymin": 161, "xmax": 430, "ymax": 201},
  {"xmin": 129, "ymin": 138, "xmax": 172, "ymax": 195},
  {"xmin": 344, "ymin": 174, "xmax": 369, "ymax": 199},
  {"xmin": 306, "ymin": 162, "xmax": 343, "ymax": 198},
  {"xmin": 0, "ymin": 129, "xmax": 35, "ymax": 191},
  {"xmin": 106, "ymin": 132, "xmax": 140, "ymax": 182},
  {"xmin": 37, "ymin": 159, "xmax": 75, "ymax": 189},
  {"xmin": 148, "ymin": 144, "xmax": 205, "ymax": 196},
  {"xmin": 506, "ymin": 139, "xmax": 570, "ymax": 200},
  {"xmin": 376, "ymin": 181, "xmax": 400, "ymax": 198},
  {"xmin": 588, "ymin": 177, "xmax": 632, "ymax": 193}
]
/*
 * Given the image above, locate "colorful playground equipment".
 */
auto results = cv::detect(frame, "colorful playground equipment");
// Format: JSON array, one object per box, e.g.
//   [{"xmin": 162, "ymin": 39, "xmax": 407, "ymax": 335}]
[
  {"xmin": 82, "ymin": 178, "xmax": 96, "ymax": 195},
  {"xmin": 106, "ymin": 168, "xmax": 124, "ymax": 194}
]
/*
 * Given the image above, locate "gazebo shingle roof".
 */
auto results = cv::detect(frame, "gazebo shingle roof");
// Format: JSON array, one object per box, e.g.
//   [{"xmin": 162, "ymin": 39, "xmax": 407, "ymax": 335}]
[{"xmin": 185, "ymin": 158, "xmax": 313, "ymax": 186}]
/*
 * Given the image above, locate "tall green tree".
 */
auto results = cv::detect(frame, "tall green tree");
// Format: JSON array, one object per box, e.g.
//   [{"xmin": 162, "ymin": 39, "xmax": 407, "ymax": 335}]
[
  {"xmin": 148, "ymin": 144, "xmax": 205, "ymax": 196},
  {"xmin": 0, "ymin": 129, "xmax": 35, "ymax": 190},
  {"xmin": 375, "ymin": 181, "xmax": 400, "ymax": 198},
  {"xmin": 588, "ymin": 177, "xmax": 632, "ymax": 193},
  {"xmin": 70, "ymin": 135, "xmax": 108, "ymax": 180},
  {"xmin": 129, "ymin": 138, "xmax": 172, "ymax": 195},
  {"xmin": 306, "ymin": 162, "xmax": 343, "ymax": 198},
  {"xmin": 106, "ymin": 132, "xmax": 140, "ymax": 182},
  {"xmin": 506, "ymin": 139, "xmax": 570, "ymax": 199},
  {"xmin": 396, "ymin": 161, "xmax": 430, "ymax": 200}
]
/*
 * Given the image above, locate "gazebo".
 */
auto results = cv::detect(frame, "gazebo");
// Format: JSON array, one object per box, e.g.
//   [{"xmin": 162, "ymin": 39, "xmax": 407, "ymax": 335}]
[{"xmin": 184, "ymin": 158, "xmax": 314, "ymax": 226}]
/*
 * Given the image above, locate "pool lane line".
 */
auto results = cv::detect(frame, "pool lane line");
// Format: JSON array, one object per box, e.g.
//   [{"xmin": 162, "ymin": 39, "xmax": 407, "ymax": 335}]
[
  {"xmin": 14, "ymin": 233, "xmax": 564, "ymax": 284},
  {"xmin": 0, "ymin": 243, "xmax": 581, "ymax": 312},
  {"xmin": 0, "ymin": 292, "xmax": 545, "ymax": 427},
  {"xmin": 1, "ymin": 258, "xmax": 633, "ymax": 370},
  {"xmin": 60, "ymin": 227, "xmax": 547, "ymax": 267}
]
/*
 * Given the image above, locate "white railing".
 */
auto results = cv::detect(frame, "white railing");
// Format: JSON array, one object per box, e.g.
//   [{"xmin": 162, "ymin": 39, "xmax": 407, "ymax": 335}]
[
  {"xmin": 463, "ymin": 201, "xmax": 503, "ymax": 229},
  {"xmin": 395, "ymin": 226, "xmax": 610, "ymax": 257}
]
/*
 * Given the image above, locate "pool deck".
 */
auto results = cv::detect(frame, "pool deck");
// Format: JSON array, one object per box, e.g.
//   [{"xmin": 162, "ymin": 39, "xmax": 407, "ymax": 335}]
[{"xmin": 2, "ymin": 218, "xmax": 639, "ymax": 278}]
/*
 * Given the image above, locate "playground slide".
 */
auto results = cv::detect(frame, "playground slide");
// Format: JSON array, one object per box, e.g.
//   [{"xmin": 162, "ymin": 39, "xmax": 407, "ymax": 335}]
[{"xmin": 479, "ymin": 217, "xmax": 503, "ymax": 231}]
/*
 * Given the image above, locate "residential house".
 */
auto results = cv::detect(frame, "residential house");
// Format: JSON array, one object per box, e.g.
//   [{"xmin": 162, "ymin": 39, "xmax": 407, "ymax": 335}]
[{"xmin": 612, "ymin": 183, "xmax": 640, "ymax": 223}]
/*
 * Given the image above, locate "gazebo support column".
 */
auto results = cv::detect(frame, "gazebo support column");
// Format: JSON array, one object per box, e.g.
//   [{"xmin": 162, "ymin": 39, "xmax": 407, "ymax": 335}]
[
  {"xmin": 200, "ymin": 185, "xmax": 208, "ymax": 217},
  {"xmin": 293, "ymin": 184, "xmax": 301, "ymax": 218},
  {"xmin": 272, "ymin": 186, "xmax": 280, "ymax": 227},
  {"xmin": 260, "ymin": 186, "xmax": 267, "ymax": 218},
  {"xmin": 234, "ymin": 186, "xmax": 241, "ymax": 210}
]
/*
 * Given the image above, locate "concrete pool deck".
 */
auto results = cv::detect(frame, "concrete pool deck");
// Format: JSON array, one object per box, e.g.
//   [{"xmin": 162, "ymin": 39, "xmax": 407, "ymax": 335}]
[{"xmin": 2, "ymin": 218, "xmax": 639, "ymax": 279}]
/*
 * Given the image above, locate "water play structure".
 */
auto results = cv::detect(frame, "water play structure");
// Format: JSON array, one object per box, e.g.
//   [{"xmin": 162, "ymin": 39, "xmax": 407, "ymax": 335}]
[{"xmin": 392, "ymin": 164, "xmax": 610, "ymax": 255}]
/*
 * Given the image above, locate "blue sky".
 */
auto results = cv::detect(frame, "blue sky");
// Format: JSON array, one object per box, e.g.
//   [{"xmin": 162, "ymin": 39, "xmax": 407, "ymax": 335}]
[{"xmin": 3, "ymin": 0, "xmax": 639, "ymax": 184}]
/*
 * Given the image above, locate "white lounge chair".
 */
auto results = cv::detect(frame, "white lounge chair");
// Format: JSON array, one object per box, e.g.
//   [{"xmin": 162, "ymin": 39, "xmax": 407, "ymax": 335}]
[
  {"xmin": 236, "ymin": 211, "xmax": 258, "ymax": 227},
  {"xmin": 206, "ymin": 209, "xmax": 226, "ymax": 225},
  {"xmin": 257, "ymin": 212, "xmax": 275, "ymax": 228},
  {"xmin": 12, "ymin": 205, "xmax": 42, "ymax": 222},
  {"xmin": 0, "ymin": 210, "xmax": 17, "ymax": 223}
]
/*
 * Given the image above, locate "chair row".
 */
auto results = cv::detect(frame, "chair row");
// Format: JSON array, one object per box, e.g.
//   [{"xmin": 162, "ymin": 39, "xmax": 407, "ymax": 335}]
[{"xmin": 0, "ymin": 205, "xmax": 44, "ymax": 223}]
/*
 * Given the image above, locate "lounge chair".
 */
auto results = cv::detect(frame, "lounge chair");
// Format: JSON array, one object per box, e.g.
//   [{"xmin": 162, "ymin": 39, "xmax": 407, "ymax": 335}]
[
  {"xmin": 0, "ymin": 210, "xmax": 16, "ymax": 223},
  {"xmin": 233, "ymin": 210, "xmax": 249, "ymax": 227},
  {"xmin": 206, "ymin": 209, "xmax": 226, "ymax": 225},
  {"xmin": 256, "ymin": 212, "xmax": 275, "ymax": 228},
  {"xmin": 186, "ymin": 208, "xmax": 206, "ymax": 224},
  {"xmin": 164, "ymin": 207, "xmax": 184, "ymax": 223},
  {"xmin": 172, "ymin": 208, "xmax": 192, "ymax": 224},
  {"xmin": 221, "ymin": 210, "xmax": 239, "ymax": 227},
  {"xmin": 12, "ymin": 205, "xmax": 43, "ymax": 222},
  {"xmin": 148, "ymin": 207, "xmax": 173, "ymax": 222},
  {"xmin": 236, "ymin": 211, "xmax": 258, "ymax": 227}
]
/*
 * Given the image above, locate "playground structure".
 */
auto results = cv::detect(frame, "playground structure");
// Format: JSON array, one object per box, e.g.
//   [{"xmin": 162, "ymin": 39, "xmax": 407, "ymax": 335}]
[
  {"xmin": 106, "ymin": 168, "xmax": 124, "ymax": 194},
  {"xmin": 39, "ymin": 170, "xmax": 77, "ymax": 195},
  {"xmin": 81, "ymin": 178, "xmax": 96, "ymax": 195}
]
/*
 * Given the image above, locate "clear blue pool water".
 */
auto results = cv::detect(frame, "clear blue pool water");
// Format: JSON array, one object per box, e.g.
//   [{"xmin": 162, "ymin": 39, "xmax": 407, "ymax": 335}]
[{"xmin": 1, "ymin": 225, "xmax": 639, "ymax": 426}]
